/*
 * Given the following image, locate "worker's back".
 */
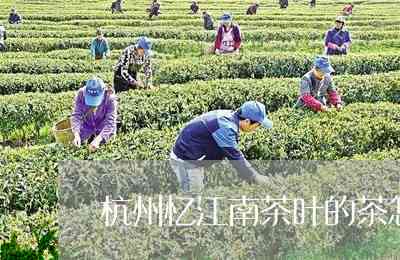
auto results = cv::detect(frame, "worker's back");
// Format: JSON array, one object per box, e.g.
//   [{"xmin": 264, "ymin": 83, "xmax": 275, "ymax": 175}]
[
  {"xmin": 0, "ymin": 25, "xmax": 5, "ymax": 50},
  {"xmin": 173, "ymin": 110, "xmax": 239, "ymax": 166},
  {"xmin": 0, "ymin": 26, "xmax": 5, "ymax": 41},
  {"xmin": 203, "ymin": 13, "xmax": 214, "ymax": 30}
]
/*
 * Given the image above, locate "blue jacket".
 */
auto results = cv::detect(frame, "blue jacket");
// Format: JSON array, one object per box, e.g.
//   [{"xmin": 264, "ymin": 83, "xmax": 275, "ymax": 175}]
[
  {"xmin": 173, "ymin": 110, "xmax": 258, "ymax": 181},
  {"xmin": 9, "ymin": 13, "xmax": 22, "ymax": 24},
  {"xmin": 90, "ymin": 38, "xmax": 110, "ymax": 58}
]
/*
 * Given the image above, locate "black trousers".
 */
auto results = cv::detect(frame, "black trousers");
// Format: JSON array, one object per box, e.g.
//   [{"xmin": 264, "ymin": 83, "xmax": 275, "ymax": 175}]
[
  {"xmin": 0, "ymin": 42, "xmax": 6, "ymax": 51},
  {"xmin": 327, "ymin": 49, "xmax": 347, "ymax": 55},
  {"xmin": 113, "ymin": 69, "xmax": 138, "ymax": 93}
]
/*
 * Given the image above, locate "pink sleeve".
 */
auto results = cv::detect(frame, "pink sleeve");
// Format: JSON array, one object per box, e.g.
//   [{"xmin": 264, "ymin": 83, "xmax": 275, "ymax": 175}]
[
  {"xmin": 301, "ymin": 94, "xmax": 323, "ymax": 112},
  {"xmin": 327, "ymin": 42, "xmax": 338, "ymax": 49},
  {"xmin": 328, "ymin": 90, "xmax": 341, "ymax": 106},
  {"xmin": 214, "ymin": 27, "xmax": 223, "ymax": 50}
]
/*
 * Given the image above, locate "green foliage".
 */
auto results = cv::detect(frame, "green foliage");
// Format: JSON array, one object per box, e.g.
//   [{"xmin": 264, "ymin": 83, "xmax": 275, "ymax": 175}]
[
  {"xmin": 2, "ymin": 38, "xmax": 398, "ymax": 57},
  {"xmin": 5, "ymin": 27, "xmax": 400, "ymax": 42},
  {"xmin": 0, "ymin": 58, "xmax": 112, "ymax": 74},
  {"xmin": 1, "ymin": 0, "xmax": 400, "ymax": 257},
  {"xmin": 1, "ymin": 53, "xmax": 399, "ymax": 81},
  {"xmin": 1, "ymin": 102, "xmax": 400, "ymax": 215},
  {"xmin": 58, "ymin": 161, "xmax": 399, "ymax": 258},
  {"xmin": 0, "ymin": 231, "xmax": 58, "ymax": 260},
  {"xmin": 0, "ymin": 211, "xmax": 58, "ymax": 260},
  {"xmin": 154, "ymin": 53, "xmax": 400, "ymax": 84},
  {"xmin": 1, "ymin": 72, "xmax": 399, "ymax": 142},
  {"xmin": 0, "ymin": 72, "xmax": 112, "ymax": 94}
]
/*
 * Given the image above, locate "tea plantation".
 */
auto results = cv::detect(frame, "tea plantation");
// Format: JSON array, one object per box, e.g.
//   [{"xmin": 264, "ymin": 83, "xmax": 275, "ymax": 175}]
[{"xmin": 0, "ymin": 0, "xmax": 400, "ymax": 258}]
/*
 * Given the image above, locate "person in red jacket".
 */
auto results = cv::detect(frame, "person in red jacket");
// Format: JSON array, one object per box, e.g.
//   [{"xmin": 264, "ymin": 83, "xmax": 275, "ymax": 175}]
[
  {"xmin": 294, "ymin": 56, "xmax": 342, "ymax": 112},
  {"xmin": 211, "ymin": 12, "xmax": 242, "ymax": 55},
  {"xmin": 342, "ymin": 3, "xmax": 354, "ymax": 16}
]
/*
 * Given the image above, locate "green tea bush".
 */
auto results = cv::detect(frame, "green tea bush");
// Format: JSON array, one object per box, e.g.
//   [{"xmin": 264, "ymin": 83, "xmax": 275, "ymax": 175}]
[
  {"xmin": 58, "ymin": 161, "xmax": 399, "ymax": 258},
  {"xmin": 1, "ymin": 72, "xmax": 399, "ymax": 141},
  {"xmin": 1, "ymin": 103, "xmax": 400, "ymax": 215}
]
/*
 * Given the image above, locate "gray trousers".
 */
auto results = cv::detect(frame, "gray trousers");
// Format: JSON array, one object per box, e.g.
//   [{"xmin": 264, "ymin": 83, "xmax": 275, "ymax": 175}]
[{"xmin": 169, "ymin": 152, "xmax": 204, "ymax": 194}]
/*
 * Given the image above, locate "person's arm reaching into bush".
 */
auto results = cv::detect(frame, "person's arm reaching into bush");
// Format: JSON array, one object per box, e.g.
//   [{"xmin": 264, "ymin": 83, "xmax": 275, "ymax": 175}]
[
  {"xmin": 300, "ymin": 78, "xmax": 326, "ymax": 112},
  {"xmin": 325, "ymin": 76, "xmax": 342, "ymax": 111},
  {"xmin": 213, "ymin": 127, "xmax": 270, "ymax": 184}
]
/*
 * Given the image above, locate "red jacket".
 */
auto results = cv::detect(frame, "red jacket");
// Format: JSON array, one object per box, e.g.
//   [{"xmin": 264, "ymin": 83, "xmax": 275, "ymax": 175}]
[{"xmin": 343, "ymin": 5, "xmax": 353, "ymax": 14}]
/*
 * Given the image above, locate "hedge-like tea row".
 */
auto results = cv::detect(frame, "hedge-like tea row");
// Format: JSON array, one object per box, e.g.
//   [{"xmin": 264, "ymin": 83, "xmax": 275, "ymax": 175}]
[
  {"xmin": 1, "ymin": 72, "xmax": 399, "ymax": 141},
  {"xmin": 4, "ymin": 37, "xmax": 205, "ymax": 55},
  {"xmin": 0, "ymin": 72, "xmax": 112, "ymax": 94},
  {"xmin": 7, "ymin": 24, "xmax": 400, "ymax": 39},
  {"xmin": 5, "ymin": 35, "xmax": 400, "ymax": 54},
  {"xmin": 2, "ymin": 159, "xmax": 398, "ymax": 259},
  {"xmin": 1, "ymin": 1, "xmax": 398, "ymax": 16},
  {"xmin": 352, "ymin": 148, "xmax": 400, "ymax": 160},
  {"xmin": 0, "ymin": 43, "xmax": 396, "ymax": 66},
  {"xmin": 0, "ymin": 58, "xmax": 113, "ymax": 74},
  {"xmin": 1, "ymin": 53, "xmax": 399, "ymax": 81},
  {"xmin": 6, "ymin": 27, "xmax": 399, "ymax": 42},
  {"xmin": 1, "ymin": 102, "xmax": 400, "ymax": 215},
  {"xmin": 58, "ymin": 163, "xmax": 399, "ymax": 259},
  {"xmin": 154, "ymin": 53, "xmax": 400, "ymax": 84},
  {"xmin": 7, "ymin": 20, "xmax": 400, "ymax": 32},
  {"xmin": 3, "ymin": 12, "xmax": 395, "ymax": 22}
]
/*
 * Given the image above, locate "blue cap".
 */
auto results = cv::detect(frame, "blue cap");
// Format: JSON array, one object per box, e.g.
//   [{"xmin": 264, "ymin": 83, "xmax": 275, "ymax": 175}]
[
  {"xmin": 240, "ymin": 101, "xmax": 273, "ymax": 129},
  {"xmin": 220, "ymin": 12, "xmax": 233, "ymax": 22},
  {"xmin": 136, "ymin": 36, "xmax": 152, "ymax": 56},
  {"xmin": 314, "ymin": 56, "xmax": 335, "ymax": 74},
  {"xmin": 84, "ymin": 77, "xmax": 105, "ymax": 107}
]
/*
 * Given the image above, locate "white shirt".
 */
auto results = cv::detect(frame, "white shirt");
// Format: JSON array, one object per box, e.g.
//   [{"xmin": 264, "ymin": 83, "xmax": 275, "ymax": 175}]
[
  {"xmin": 220, "ymin": 27, "xmax": 235, "ymax": 52},
  {"xmin": 0, "ymin": 26, "xmax": 5, "ymax": 44}
]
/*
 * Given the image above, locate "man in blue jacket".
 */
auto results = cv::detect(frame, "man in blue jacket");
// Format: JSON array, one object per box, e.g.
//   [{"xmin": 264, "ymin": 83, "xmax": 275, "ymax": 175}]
[
  {"xmin": 90, "ymin": 28, "xmax": 110, "ymax": 60},
  {"xmin": 9, "ymin": 8, "xmax": 22, "ymax": 24},
  {"xmin": 170, "ymin": 101, "xmax": 273, "ymax": 194}
]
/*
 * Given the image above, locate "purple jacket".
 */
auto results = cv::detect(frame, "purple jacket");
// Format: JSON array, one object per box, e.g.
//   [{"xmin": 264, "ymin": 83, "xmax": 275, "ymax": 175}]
[
  {"xmin": 325, "ymin": 27, "xmax": 351, "ymax": 55},
  {"xmin": 71, "ymin": 88, "xmax": 118, "ymax": 142}
]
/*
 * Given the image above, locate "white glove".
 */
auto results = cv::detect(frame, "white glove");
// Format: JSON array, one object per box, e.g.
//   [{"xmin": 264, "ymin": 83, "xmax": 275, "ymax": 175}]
[
  {"xmin": 90, "ymin": 135, "xmax": 103, "ymax": 149},
  {"xmin": 73, "ymin": 133, "xmax": 81, "ymax": 147},
  {"xmin": 253, "ymin": 174, "xmax": 270, "ymax": 185},
  {"xmin": 215, "ymin": 49, "xmax": 221, "ymax": 55},
  {"xmin": 89, "ymin": 135, "xmax": 103, "ymax": 152}
]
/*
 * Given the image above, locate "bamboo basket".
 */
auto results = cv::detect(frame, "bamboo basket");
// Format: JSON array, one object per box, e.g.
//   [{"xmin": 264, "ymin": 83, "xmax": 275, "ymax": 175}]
[{"xmin": 53, "ymin": 117, "xmax": 74, "ymax": 145}]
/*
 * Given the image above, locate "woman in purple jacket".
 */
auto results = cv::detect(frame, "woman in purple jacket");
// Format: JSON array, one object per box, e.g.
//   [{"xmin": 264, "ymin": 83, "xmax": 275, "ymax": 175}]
[
  {"xmin": 324, "ymin": 16, "xmax": 351, "ymax": 55},
  {"xmin": 71, "ymin": 77, "xmax": 118, "ymax": 152}
]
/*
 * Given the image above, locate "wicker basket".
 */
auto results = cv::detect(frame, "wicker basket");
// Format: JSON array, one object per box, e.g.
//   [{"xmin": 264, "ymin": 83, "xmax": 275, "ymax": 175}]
[{"xmin": 53, "ymin": 117, "xmax": 74, "ymax": 145}]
